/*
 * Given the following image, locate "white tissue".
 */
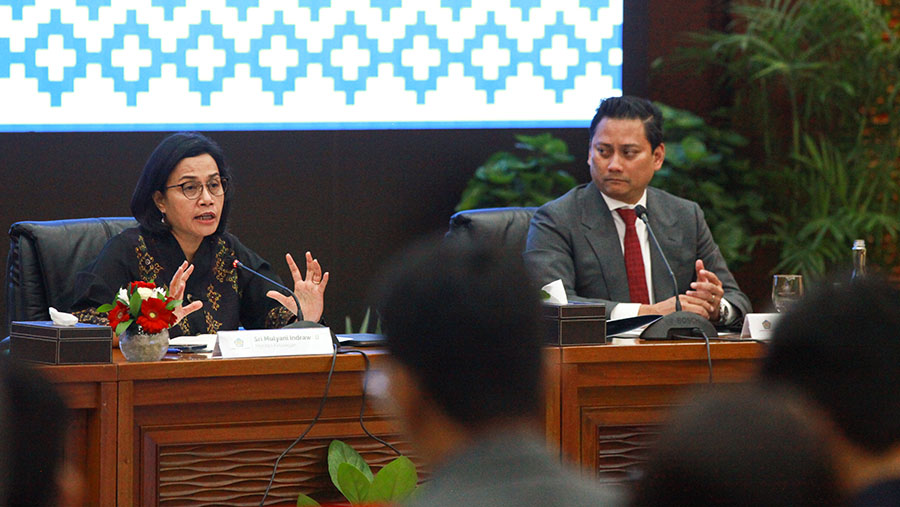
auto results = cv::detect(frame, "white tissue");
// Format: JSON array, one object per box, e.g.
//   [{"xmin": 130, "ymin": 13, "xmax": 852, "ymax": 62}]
[
  {"xmin": 541, "ymin": 279, "xmax": 568, "ymax": 305},
  {"xmin": 49, "ymin": 307, "xmax": 78, "ymax": 326}
]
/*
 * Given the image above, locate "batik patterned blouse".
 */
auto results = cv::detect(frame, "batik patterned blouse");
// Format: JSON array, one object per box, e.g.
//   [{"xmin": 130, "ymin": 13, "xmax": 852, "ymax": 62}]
[{"xmin": 71, "ymin": 227, "xmax": 295, "ymax": 336}]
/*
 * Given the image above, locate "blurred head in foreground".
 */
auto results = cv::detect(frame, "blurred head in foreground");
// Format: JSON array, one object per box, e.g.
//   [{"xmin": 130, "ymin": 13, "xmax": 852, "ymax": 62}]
[
  {"xmin": 632, "ymin": 383, "xmax": 842, "ymax": 507},
  {"xmin": 760, "ymin": 276, "xmax": 900, "ymax": 501},
  {"xmin": 375, "ymin": 236, "xmax": 621, "ymax": 506},
  {"xmin": 1, "ymin": 358, "xmax": 84, "ymax": 506},
  {"xmin": 377, "ymin": 237, "xmax": 544, "ymax": 450}
]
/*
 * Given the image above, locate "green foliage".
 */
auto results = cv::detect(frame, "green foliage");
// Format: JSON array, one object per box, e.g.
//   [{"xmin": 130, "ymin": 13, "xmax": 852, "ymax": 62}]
[
  {"xmin": 660, "ymin": 0, "xmax": 900, "ymax": 278},
  {"xmin": 296, "ymin": 494, "xmax": 320, "ymax": 507},
  {"xmin": 456, "ymin": 133, "xmax": 577, "ymax": 211},
  {"xmin": 652, "ymin": 102, "xmax": 768, "ymax": 268},
  {"xmin": 297, "ymin": 440, "xmax": 418, "ymax": 506},
  {"xmin": 344, "ymin": 307, "xmax": 382, "ymax": 334},
  {"xmin": 328, "ymin": 440, "xmax": 374, "ymax": 487},
  {"xmin": 767, "ymin": 135, "xmax": 900, "ymax": 275},
  {"xmin": 128, "ymin": 289, "xmax": 143, "ymax": 318},
  {"xmin": 367, "ymin": 456, "xmax": 417, "ymax": 503},
  {"xmin": 336, "ymin": 463, "xmax": 371, "ymax": 504}
]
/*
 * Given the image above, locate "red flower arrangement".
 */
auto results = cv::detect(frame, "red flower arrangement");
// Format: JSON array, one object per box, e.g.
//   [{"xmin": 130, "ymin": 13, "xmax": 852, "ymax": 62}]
[{"xmin": 97, "ymin": 281, "xmax": 181, "ymax": 335}]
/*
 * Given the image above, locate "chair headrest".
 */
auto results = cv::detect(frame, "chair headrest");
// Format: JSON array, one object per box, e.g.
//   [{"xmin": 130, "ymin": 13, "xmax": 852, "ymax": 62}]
[
  {"xmin": 446, "ymin": 207, "xmax": 537, "ymax": 253},
  {"xmin": 7, "ymin": 217, "xmax": 137, "ymax": 327}
]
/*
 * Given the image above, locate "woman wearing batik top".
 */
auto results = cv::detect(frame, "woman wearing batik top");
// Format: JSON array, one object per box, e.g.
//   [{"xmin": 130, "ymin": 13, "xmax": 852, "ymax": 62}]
[{"xmin": 71, "ymin": 132, "xmax": 328, "ymax": 338}]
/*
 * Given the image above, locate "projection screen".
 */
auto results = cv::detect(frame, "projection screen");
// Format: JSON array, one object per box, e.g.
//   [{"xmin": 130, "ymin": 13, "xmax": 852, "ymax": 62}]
[{"xmin": 0, "ymin": 0, "xmax": 623, "ymax": 131}]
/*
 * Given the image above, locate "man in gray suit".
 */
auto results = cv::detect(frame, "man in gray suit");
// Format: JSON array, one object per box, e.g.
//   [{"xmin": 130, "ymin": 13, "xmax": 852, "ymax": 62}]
[
  {"xmin": 525, "ymin": 96, "xmax": 751, "ymax": 325},
  {"xmin": 377, "ymin": 238, "xmax": 621, "ymax": 506}
]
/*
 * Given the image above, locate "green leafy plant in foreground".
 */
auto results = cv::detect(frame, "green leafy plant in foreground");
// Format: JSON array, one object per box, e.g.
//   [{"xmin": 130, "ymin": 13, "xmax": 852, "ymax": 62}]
[{"xmin": 297, "ymin": 440, "xmax": 417, "ymax": 506}]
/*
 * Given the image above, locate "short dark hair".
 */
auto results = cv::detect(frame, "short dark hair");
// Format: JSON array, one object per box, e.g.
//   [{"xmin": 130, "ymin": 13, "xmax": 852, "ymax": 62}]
[
  {"xmin": 761, "ymin": 276, "xmax": 900, "ymax": 454},
  {"xmin": 378, "ymin": 237, "xmax": 544, "ymax": 428},
  {"xmin": 589, "ymin": 95, "xmax": 664, "ymax": 151},
  {"xmin": 633, "ymin": 383, "xmax": 842, "ymax": 507},
  {"xmin": 130, "ymin": 132, "xmax": 233, "ymax": 235}
]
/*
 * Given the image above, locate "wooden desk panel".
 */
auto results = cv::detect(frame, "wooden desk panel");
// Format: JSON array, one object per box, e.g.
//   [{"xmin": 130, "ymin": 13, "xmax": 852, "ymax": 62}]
[
  {"xmin": 556, "ymin": 340, "xmax": 764, "ymax": 483},
  {"xmin": 42, "ymin": 363, "xmax": 118, "ymax": 506},
  {"xmin": 116, "ymin": 351, "xmax": 407, "ymax": 506},
  {"xmin": 41, "ymin": 341, "xmax": 765, "ymax": 505}
]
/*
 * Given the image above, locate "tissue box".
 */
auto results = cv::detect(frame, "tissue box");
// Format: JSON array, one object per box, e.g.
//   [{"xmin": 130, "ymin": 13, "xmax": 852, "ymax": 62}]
[
  {"xmin": 10, "ymin": 321, "xmax": 112, "ymax": 365},
  {"xmin": 542, "ymin": 303, "xmax": 607, "ymax": 346}
]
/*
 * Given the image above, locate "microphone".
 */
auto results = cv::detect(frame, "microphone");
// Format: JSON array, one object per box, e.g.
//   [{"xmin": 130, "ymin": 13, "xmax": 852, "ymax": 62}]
[
  {"xmin": 233, "ymin": 259, "xmax": 303, "ymax": 322},
  {"xmin": 633, "ymin": 205, "xmax": 718, "ymax": 340},
  {"xmin": 635, "ymin": 205, "xmax": 681, "ymax": 313}
]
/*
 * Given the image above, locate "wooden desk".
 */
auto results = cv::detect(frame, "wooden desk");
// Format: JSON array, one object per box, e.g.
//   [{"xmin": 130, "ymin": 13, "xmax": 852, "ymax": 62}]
[
  {"xmin": 548, "ymin": 339, "xmax": 764, "ymax": 483},
  {"xmin": 40, "ymin": 361, "xmax": 118, "ymax": 506},
  {"xmin": 45, "ymin": 340, "xmax": 763, "ymax": 506}
]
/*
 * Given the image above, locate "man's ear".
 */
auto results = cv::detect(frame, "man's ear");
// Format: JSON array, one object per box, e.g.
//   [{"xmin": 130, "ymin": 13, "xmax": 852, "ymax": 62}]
[
  {"xmin": 652, "ymin": 142, "xmax": 666, "ymax": 171},
  {"xmin": 152, "ymin": 191, "xmax": 166, "ymax": 214}
]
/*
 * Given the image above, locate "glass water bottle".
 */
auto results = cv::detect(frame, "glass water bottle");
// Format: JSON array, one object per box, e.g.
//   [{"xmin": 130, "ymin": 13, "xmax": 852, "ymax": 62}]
[{"xmin": 851, "ymin": 239, "xmax": 867, "ymax": 280}]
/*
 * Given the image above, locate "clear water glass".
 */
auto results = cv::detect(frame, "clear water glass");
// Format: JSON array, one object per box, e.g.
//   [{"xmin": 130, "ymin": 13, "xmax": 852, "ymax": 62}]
[{"xmin": 772, "ymin": 274, "xmax": 804, "ymax": 313}]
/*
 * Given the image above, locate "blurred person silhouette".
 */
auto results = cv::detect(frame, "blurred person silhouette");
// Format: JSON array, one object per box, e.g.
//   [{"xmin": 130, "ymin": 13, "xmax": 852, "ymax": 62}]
[
  {"xmin": 761, "ymin": 276, "xmax": 900, "ymax": 506},
  {"xmin": 632, "ymin": 383, "xmax": 843, "ymax": 507},
  {"xmin": 375, "ymin": 236, "xmax": 621, "ymax": 506},
  {"xmin": 1, "ymin": 358, "xmax": 84, "ymax": 506}
]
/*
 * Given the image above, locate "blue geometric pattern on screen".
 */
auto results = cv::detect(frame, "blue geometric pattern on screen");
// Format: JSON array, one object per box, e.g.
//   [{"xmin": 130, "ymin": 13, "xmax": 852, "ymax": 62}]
[{"xmin": 0, "ymin": 1, "xmax": 621, "ymax": 110}]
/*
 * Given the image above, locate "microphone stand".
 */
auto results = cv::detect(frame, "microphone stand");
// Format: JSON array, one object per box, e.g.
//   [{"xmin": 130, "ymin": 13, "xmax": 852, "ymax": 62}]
[
  {"xmin": 233, "ymin": 259, "xmax": 302, "ymax": 321},
  {"xmin": 634, "ymin": 205, "xmax": 718, "ymax": 340}
]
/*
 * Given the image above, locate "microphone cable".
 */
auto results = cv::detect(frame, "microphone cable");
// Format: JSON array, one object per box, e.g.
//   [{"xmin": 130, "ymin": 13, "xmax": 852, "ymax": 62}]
[
  {"xmin": 699, "ymin": 327, "xmax": 712, "ymax": 384},
  {"xmin": 259, "ymin": 341, "xmax": 339, "ymax": 507},
  {"xmin": 671, "ymin": 331, "xmax": 770, "ymax": 385},
  {"xmin": 338, "ymin": 348, "xmax": 402, "ymax": 456},
  {"xmin": 234, "ymin": 259, "xmax": 302, "ymax": 322},
  {"xmin": 673, "ymin": 327, "xmax": 713, "ymax": 384}
]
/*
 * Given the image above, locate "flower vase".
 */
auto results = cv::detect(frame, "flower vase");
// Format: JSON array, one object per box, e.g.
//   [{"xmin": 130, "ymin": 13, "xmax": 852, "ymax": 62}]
[{"xmin": 119, "ymin": 327, "xmax": 170, "ymax": 362}]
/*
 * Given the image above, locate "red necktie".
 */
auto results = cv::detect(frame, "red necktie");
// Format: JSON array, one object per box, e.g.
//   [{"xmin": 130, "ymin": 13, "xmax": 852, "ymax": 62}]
[{"xmin": 616, "ymin": 208, "xmax": 650, "ymax": 305}]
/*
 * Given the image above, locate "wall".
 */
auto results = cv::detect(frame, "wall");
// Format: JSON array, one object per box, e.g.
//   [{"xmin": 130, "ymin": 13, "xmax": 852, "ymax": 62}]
[{"xmin": 1, "ymin": 0, "xmax": 734, "ymax": 334}]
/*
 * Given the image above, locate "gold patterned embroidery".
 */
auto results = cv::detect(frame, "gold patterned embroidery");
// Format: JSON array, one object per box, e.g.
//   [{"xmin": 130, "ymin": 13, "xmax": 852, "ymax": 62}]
[
  {"xmin": 206, "ymin": 284, "xmax": 221, "ymax": 311},
  {"xmin": 213, "ymin": 238, "xmax": 239, "ymax": 292},
  {"xmin": 265, "ymin": 306, "xmax": 295, "ymax": 329},
  {"xmin": 135, "ymin": 235, "xmax": 164, "ymax": 282},
  {"xmin": 177, "ymin": 317, "xmax": 191, "ymax": 336},
  {"xmin": 73, "ymin": 307, "xmax": 108, "ymax": 326},
  {"xmin": 205, "ymin": 311, "xmax": 223, "ymax": 333}
]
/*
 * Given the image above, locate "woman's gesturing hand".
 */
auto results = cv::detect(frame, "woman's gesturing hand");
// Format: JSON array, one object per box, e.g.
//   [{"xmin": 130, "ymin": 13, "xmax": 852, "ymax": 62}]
[
  {"xmin": 266, "ymin": 251, "xmax": 328, "ymax": 322},
  {"xmin": 169, "ymin": 261, "xmax": 203, "ymax": 323}
]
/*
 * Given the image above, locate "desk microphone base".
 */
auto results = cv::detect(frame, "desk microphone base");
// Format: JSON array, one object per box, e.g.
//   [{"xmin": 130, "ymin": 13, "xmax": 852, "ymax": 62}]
[{"xmin": 640, "ymin": 312, "xmax": 717, "ymax": 340}]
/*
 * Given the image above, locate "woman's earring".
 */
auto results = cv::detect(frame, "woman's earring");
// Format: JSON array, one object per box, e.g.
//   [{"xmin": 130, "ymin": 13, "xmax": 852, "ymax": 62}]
[{"xmin": 160, "ymin": 213, "xmax": 167, "ymax": 225}]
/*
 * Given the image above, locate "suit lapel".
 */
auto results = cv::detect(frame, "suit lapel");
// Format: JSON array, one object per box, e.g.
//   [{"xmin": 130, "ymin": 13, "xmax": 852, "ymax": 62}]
[
  {"xmin": 579, "ymin": 185, "xmax": 632, "ymax": 302},
  {"xmin": 646, "ymin": 189, "xmax": 685, "ymax": 302}
]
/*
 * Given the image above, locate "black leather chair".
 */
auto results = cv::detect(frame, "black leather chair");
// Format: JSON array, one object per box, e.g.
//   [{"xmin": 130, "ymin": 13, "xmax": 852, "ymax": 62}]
[
  {"xmin": 446, "ymin": 207, "xmax": 537, "ymax": 253},
  {"xmin": 6, "ymin": 218, "xmax": 137, "ymax": 332}
]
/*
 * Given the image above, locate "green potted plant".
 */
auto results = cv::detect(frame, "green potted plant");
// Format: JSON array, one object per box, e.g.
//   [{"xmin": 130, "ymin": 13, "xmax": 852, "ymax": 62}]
[
  {"xmin": 296, "ymin": 440, "xmax": 417, "ymax": 506},
  {"xmin": 652, "ymin": 102, "xmax": 768, "ymax": 269},
  {"xmin": 455, "ymin": 133, "xmax": 577, "ymax": 211},
  {"xmin": 658, "ymin": 0, "xmax": 900, "ymax": 277}
]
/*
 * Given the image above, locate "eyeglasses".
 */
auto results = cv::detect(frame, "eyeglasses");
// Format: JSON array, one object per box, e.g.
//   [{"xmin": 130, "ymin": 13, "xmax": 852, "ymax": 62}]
[{"xmin": 165, "ymin": 177, "xmax": 228, "ymax": 200}]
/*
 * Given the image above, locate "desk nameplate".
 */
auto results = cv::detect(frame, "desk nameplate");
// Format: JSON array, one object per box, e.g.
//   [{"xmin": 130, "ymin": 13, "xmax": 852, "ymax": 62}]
[{"xmin": 214, "ymin": 327, "xmax": 334, "ymax": 358}]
